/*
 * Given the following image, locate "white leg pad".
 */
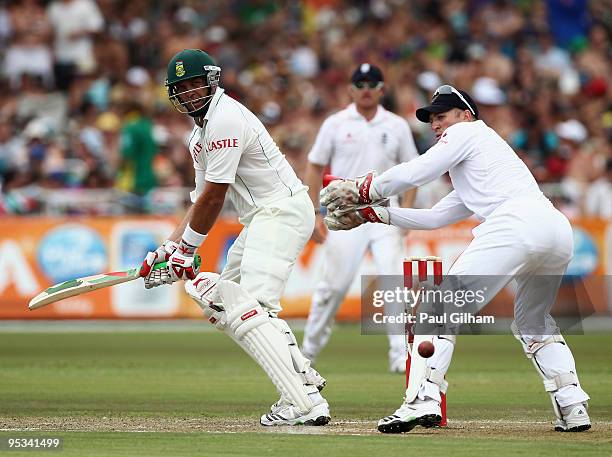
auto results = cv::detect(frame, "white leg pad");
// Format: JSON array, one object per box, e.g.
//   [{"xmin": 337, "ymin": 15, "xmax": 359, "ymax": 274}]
[
  {"xmin": 512, "ymin": 321, "xmax": 590, "ymax": 420},
  {"xmin": 219, "ymin": 280, "xmax": 315, "ymax": 414},
  {"xmin": 270, "ymin": 318, "xmax": 326, "ymax": 389},
  {"xmin": 185, "ymin": 272, "xmax": 226, "ymax": 329}
]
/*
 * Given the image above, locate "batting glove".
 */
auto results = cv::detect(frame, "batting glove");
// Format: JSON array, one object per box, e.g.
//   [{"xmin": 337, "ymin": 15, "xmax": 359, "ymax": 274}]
[
  {"xmin": 167, "ymin": 239, "xmax": 200, "ymax": 282},
  {"xmin": 140, "ymin": 240, "xmax": 178, "ymax": 279},
  {"xmin": 144, "ymin": 266, "xmax": 172, "ymax": 289}
]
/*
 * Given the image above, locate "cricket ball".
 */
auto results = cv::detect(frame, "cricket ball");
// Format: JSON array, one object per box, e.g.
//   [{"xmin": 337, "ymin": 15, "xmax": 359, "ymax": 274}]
[{"xmin": 418, "ymin": 341, "xmax": 435, "ymax": 358}]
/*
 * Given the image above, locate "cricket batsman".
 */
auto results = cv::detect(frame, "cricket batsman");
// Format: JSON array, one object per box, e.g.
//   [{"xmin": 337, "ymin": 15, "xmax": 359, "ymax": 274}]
[
  {"xmin": 139, "ymin": 49, "xmax": 330, "ymax": 426},
  {"xmin": 320, "ymin": 85, "xmax": 591, "ymax": 433}
]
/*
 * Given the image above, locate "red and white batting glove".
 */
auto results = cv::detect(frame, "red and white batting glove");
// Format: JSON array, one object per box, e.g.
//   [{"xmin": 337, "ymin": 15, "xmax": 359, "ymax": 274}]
[
  {"xmin": 167, "ymin": 239, "xmax": 200, "ymax": 282},
  {"xmin": 320, "ymin": 171, "xmax": 383, "ymax": 214},
  {"xmin": 140, "ymin": 240, "xmax": 178, "ymax": 278},
  {"xmin": 324, "ymin": 205, "xmax": 390, "ymax": 231}
]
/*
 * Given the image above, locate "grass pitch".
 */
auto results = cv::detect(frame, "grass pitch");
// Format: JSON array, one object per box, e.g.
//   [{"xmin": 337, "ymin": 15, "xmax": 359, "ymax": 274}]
[{"xmin": 0, "ymin": 324, "xmax": 610, "ymax": 456}]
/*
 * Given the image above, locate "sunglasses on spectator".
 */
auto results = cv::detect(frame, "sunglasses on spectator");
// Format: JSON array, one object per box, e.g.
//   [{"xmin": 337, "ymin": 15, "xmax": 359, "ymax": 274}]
[
  {"xmin": 433, "ymin": 85, "xmax": 476, "ymax": 116},
  {"xmin": 353, "ymin": 81, "xmax": 383, "ymax": 89}
]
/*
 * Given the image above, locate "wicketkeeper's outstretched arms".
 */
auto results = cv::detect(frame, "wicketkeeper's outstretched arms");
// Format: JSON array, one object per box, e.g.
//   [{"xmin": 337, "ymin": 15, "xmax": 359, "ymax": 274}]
[{"xmin": 322, "ymin": 176, "xmax": 473, "ymax": 231}]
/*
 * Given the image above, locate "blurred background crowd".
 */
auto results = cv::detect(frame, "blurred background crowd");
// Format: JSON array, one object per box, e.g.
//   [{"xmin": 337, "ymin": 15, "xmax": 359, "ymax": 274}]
[{"xmin": 0, "ymin": 0, "xmax": 610, "ymax": 218}]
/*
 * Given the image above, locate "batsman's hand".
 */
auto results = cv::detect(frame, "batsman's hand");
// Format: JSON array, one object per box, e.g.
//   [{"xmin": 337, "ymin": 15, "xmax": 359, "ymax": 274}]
[
  {"xmin": 140, "ymin": 240, "xmax": 178, "ymax": 279},
  {"xmin": 324, "ymin": 205, "xmax": 390, "ymax": 231},
  {"xmin": 144, "ymin": 265, "xmax": 172, "ymax": 289},
  {"xmin": 168, "ymin": 240, "xmax": 201, "ymax": 282}
]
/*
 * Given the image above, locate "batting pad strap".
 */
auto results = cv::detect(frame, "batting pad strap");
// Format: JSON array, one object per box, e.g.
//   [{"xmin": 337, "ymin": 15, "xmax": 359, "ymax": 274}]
[
  {"xmin": 438, "ymin": 335, "xmax": 456, "ymax": 345},
  {"xmin": 427, "ymin": 367, "xmax": 449, "ymax": 394},
  {"xmin": 543, "ymin": 372, "xmax": 579, "ymax": 392},
  {"xmin": 511, "ymin": 322, "xmax": 566, "ymax": 359}
]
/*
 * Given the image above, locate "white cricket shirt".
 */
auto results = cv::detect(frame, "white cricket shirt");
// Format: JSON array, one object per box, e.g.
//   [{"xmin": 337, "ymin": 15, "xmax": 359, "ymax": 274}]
[
  {"xmin": 188, "ymin": 88, "xmax": 305, "ymax": 217},
  {"xmin": 373, "ymin": 120, "xmax": 545, "ymax": 225},
  {"xmin": 308, "ymin": 103, "xmax": 418, "ymax": 182}
]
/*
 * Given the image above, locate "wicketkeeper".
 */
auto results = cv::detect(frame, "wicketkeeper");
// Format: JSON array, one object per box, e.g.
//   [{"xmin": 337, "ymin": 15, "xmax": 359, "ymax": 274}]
[
  {"xmin": 320, "ymin": 85, "xmax": 591, "ymax": 433},
  {"xmin": 139, "ymin": 49, "xmax": 330, "ymax": 426}
]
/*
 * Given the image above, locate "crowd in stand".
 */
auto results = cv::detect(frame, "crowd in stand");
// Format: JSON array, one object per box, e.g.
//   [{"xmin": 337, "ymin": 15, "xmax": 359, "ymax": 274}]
[{"xmin": 0, "ymin": 0, "xmax": 610, "ymax": 217}]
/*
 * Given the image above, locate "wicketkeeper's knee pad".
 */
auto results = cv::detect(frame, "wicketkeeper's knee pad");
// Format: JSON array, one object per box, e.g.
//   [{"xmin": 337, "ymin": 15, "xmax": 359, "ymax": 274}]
[{"xmin": 218, "ymin": 279, "xmax": 316, "ymax": 414}]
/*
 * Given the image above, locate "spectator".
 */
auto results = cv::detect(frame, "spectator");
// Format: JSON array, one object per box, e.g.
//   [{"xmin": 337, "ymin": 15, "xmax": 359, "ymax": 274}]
[
  {"xmin": 0, "ymin": 0, "xmax": 607, "ymax": 218},
  {"xmin": 47, "ymin": 0, "xmax": 104, "ymax": 91},
  {"xmin": 584, "ymin": 158, "xmax": 612, "ymax": 219},
  {"xmin": 3, "ymin": 0, "xmax": 53, "ymax": 88},
  {"xmin": 117, "ymin": 101, "xmax": 158, "ymax": 197}
]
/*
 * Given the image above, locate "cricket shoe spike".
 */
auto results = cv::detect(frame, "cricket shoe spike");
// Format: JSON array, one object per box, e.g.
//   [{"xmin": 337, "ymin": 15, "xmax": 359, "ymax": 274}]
[
  {"xmin": 378, "ymin": 398, "xmax": 442, "ymax": 433},
  {"xmin": 260, "ymin": 395, "xmax": 330, "ymax": 426},
  {"xmin": 555, "ymin": 403, "xmax": 591, "ymax": 432}
]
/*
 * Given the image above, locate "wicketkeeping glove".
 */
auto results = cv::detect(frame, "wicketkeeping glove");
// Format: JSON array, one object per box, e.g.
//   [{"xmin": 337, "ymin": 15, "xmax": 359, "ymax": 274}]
[
  {"xmin": 324, "ymin": 205, "xmax": 390, "ymax": 231},
  {"xmin": 320, "ymin": 171, "xmax": 385, "ymax": 215}
]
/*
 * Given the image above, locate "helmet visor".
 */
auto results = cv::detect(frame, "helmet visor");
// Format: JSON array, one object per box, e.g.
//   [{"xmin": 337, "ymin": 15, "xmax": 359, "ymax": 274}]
[{"xmin": 168, "ymin": 81, "xmax": 214, "ymax": 114}]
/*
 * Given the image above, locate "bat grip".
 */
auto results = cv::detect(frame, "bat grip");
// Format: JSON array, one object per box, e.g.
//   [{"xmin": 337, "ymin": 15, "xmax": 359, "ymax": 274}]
[{"xmin": 153, "ymin": 254, "xmax": 202, "ymax": 270}]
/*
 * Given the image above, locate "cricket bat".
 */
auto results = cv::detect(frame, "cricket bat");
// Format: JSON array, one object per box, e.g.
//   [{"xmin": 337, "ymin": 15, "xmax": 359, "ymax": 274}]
[{"xmin": 28, "ymin": 255, "xmax": 201, "ymax": 310}]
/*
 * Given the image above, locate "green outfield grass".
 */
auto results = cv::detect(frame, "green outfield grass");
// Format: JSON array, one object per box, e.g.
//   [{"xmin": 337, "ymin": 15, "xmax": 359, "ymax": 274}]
[{"xmin": 0, "ymin": 325, "xmax": 610, "ymax": 456}]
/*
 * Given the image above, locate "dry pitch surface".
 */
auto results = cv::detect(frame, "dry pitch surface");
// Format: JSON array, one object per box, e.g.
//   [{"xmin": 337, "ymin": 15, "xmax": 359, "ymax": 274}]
[{"xmin": 1, "ymin": 416, "xmax": 612, "ymax": 441}]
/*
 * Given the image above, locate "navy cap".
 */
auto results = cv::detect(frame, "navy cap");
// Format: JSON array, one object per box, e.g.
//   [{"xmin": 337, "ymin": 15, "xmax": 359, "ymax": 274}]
[
  {"xmin": 416, "ymin": 87, "xmax": 479, "ymax": 123},
  {"xmin": 351, "ymin": 63, "xmax": 384, "ymax": 84}
]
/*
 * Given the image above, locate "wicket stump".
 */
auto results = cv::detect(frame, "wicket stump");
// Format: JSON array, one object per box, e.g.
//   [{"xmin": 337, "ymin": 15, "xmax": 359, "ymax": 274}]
[{"xmin": 403, "ymin": 255, "xmax": 447, "ymax": 426}]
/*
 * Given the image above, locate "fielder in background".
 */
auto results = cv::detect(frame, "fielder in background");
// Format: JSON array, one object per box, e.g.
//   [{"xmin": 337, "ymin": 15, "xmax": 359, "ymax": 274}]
[
  {"xmin": 321, "ymin": 85, "xmax": 591, "ymax": 433},
  {"xmin": 139, "ymin": 49, "xmax": 330, "ymax": 427},
  {"xmin": 302, "ymin": 63, "xmax": 418, "ymax": 373}
]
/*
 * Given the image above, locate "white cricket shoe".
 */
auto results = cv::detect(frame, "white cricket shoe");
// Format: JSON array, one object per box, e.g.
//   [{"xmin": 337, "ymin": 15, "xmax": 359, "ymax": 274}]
[
  {"xmin": 260, "ymin": 399, "xmax": 331, "ymax": 426},
  {"xmin": 555, "ymin": 403, "xmax": 591, "ymax": 432},
  {"xmin": 378, "ymin": 398, "xmax": 442, "ymax": 433},
  {"xmin": 265, "ymin": 367, "xmax": 327, "ymax": 418}
]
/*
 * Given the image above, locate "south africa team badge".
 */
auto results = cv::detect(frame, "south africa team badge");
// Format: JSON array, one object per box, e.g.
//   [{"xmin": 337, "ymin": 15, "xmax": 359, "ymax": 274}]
[{"xmin": 175, "ymin": 61, "xmax": 185, "ymax": 77}]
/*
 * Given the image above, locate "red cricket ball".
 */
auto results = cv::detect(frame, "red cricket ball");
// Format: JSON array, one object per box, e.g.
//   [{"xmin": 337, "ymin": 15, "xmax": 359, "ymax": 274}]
[{"xmin": 418, "ymin": 341, "xmax": 435, "ymax": 358}]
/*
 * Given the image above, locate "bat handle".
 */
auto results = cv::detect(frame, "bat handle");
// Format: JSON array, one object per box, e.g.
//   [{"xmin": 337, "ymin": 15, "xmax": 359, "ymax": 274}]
[{"xmin": 153, "ymin": 254, "xmax": 202, "ymax": 270}]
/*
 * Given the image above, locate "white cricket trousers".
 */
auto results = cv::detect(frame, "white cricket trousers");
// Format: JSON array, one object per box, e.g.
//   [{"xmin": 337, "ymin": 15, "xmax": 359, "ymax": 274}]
[
  {"xmin": 220, "ymin": 190, "xmax": 315, "ymax": 316},
  {"xmin": 421, "ymin": 197, "xmax": 589, "ymax": 408},
  {"xmin": 302, "ymin": 223, "xmax": 406, "ymax": 362}
]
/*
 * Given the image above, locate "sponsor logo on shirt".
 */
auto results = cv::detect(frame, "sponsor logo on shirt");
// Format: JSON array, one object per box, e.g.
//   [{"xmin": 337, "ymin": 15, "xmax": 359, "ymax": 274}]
[
  {"xmin": 207, "ymin": 138, "xmax": 239, "ymax": 151},
  {"xmin": 439, "ymin": 132, "xmax": 449, "ymax": 144},
  {"xmin": 191, "ymin": 142, "xmax": 204, "ymax": 162}
]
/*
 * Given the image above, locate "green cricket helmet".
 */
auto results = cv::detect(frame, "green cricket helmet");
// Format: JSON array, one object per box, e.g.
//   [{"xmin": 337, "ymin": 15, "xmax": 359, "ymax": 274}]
[{"xmin": 165, "ymin": 49, "xmax": 221, "ymax": 117}]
